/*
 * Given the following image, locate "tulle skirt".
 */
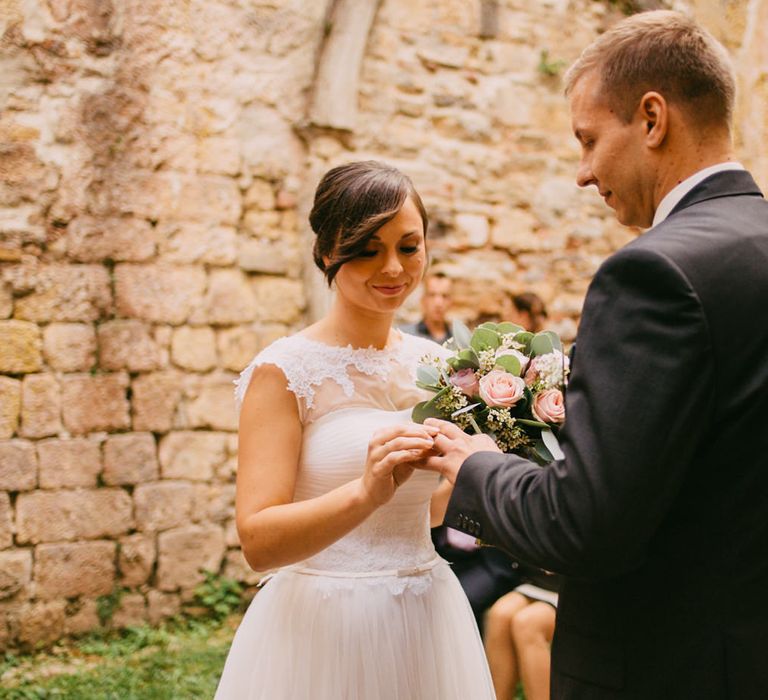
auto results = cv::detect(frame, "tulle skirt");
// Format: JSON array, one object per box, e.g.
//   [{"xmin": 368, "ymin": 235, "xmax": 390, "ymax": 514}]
[{"xmin": 214, "ymin": 559, "xmax": 495, "ymax": 699}]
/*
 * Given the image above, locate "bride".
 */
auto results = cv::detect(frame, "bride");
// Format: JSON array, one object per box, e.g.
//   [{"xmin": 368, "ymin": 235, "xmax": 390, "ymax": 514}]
[{"xmin": 215, "ymin": 161, "xmax": 495, "ymax": 699}]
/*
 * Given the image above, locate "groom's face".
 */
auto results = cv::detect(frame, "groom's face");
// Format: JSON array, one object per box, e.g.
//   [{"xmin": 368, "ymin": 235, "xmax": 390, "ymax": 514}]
[{"xmin": 570, "ymin": 70, "xmax": 654, "ymax": 228}]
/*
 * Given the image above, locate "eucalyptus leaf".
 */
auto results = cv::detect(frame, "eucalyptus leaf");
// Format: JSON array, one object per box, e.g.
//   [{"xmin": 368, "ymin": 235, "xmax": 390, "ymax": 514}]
[
  {"xmin": 494, "ymin": 354, "xmax": 522, "ymax": 376},
  {"xmin": 497, "ymin": 322, "xmax": 524, "ymax": 335},
  {"xmin": 451, "ymin": 402, "xmax": 482, "ymax": 417},
  {"xmin": 415, "ymin": 381, "xmax": 442, "ymax": 392},
  {"xmin": 541, "ymin": 428, "xmax": 565, "ymax": 460},
  {"xmin": 532, "ymin": 439, "xmax": 555, "ymax": 464},
  {"xmin": 478, "ymin": 322, "xmax": 500, "ymax": 331},
  {"xmin": 412, "ymin": 401, "xmax": 446, "ymax": 423},
  {"xmin": 514, "ymin": 330, "xmax": 534, "ymax": 347},
  {"xmin": 531, "ymin": 333, "xmax": 555, "ymax": 357},
  {"xmin": 517, "ymin": 418, "xmax": 549, "ymax": 429},
  {"xmin": 452, "ymin": 319, "xmax": 473, "ymax": 350},
  {"xmin": 470, "ymin": 327, "xmax": 501, "ymax": 353},
  {"xmin": 416, "ymin": 364, "xmax": 441, "ymax": 386},
  {"xmin": 542, "ymin": 330, "xmax": 563, "ymax": 352},
  {"xmin": 457, "ymin": 348, "xmax": 480, "ymax": 369}
]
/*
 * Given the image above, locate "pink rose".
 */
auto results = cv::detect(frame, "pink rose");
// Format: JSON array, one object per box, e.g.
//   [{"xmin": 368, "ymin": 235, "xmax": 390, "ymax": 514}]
[
  {"xmin": 450, "ymin": 368, "xmax": 480, "ymax": 396},
  {"xmin": 532, "ymin": 389, "xmax": 565, "ymax": 424},
  {"xmin": 478, "ymin": 369, "xmax": 525, "ymax": 408}
]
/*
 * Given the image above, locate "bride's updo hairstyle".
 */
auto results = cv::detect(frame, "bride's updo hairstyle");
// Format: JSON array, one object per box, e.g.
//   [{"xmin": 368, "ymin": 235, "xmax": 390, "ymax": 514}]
[{"xmin": 309, "ymin": 160, "xmax": 429, "ymax": 286}]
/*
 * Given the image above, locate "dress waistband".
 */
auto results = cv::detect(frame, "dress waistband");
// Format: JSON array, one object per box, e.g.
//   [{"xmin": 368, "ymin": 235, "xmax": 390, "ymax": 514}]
[{"xmin": 287, "ymin": 555, "xmax": 443, "ymax": 579}]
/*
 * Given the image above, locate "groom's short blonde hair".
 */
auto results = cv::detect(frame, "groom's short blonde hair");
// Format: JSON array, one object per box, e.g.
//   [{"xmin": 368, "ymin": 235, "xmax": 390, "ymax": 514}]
[{"xmin": 565, "ymin": 10, "xmax": 735, "ymax": 128}]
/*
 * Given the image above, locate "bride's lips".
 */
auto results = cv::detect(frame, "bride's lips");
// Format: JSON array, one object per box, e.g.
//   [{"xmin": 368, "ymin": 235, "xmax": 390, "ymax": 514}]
[{"xmin": 372, "ymin": 284, "xmax": 407, "ymax": 296}]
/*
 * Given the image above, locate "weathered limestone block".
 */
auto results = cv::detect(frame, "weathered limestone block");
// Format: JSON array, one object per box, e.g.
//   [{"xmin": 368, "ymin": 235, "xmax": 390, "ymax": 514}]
[
  {"xmin": 20, "ymin": 373, "xmax": 62, "ymax": 438},
  {"xmin": 0, "ymin": 136, "xmax": 56, "ymax": 208},
  {"xmin": 147, "ymin": 589, "xmax": 180, "ymax": 625},
  {"xmin": 193, "ymin": 483, "xmax": 236, "ymax": 524},
  {"xmin": 133, "ymin": 480, "xmax": 195, "ymax": 531},
  {"xmin": 184, "ymin": 376, "xmax": 238, "ymax": 431},
  {"xmin": 42, "ymin": 323, "xmax": 97, "ymax": 371},
  {"xmin": 224, "ymin": 518, "xmax": 239, "ymax": 548},
  {"xmin": 66, "ymin": 217, "xmax": 156, "ymax": 262},
  {"xmin": 156, "ymin": 223, "xmax": 237, "ymax": 266},
  {"xmin": 118, "ymin": 533, "xmax": 155, "ymax": 587},
  {"xmin": 0, "ymin": 281, "xmax": 11, "ymax": 318},
  {"xmin": 0, "ymin": 493, "xmax": 12, "ymax": 549},
  {"xmin": 33, "ymin": 541, "xmax": 116, "ymax": 600},
  {"xmin": 37, "ymin": 437, "xmax": 101, "ymax": 489},
  {"xmin": 156, "ymin": 524, "xmax": 225, "ymax": 592},
  {"xmin": 197, "ymin": 137, "xmax": 241, "ymax": 176},
  {"xmin": 223, "ymin": 549, "xmax": 262, "ymax": 586},
  {"xmin": 0, "ymin": 440, "xmax": 36, "ymax": 491},
  {"xmin": 243, "ymin": 179, "xmax": 275, "ymax": 210},
  {"xmin": 111, "ymin": 593, "xmax": 147, "ymax": 629},
  {"xmin": 490, "ymin": 209, "xmax": 540, "ymax": 250},
  {"xmin": 0, "ymin": 376, "xmax": 21, "ymax": 438},
  {"xmin": 238, "ymin": 238, "xmax": 302, "ymax": 277},
  {"xmin": 110, "ymin": 172, "xmax": 241, "ymax": 226},
  {"xmin": 103, "ymin": 432, "xmax": 158, "ymax": 485},
  {"xmin": 98, "ymin": 320, "xmax": 163, "ymax": 372},
  {"xmin": 18, "ymin": 600, "xmax": 66, "ymax": 648},
  {"xmin": 13, "ymin": 265, "xmax": 112, "ymax": 322},
  {"xmin": 16, "ymin": 489, "xmax": 133, "ymax": 544},
  {"xmin": 0, "ymin": 320, "xmax": 42, "ymax": 373},
  {"xmin": 131, "ymin": 371, "xmax": 183, "ymax": 432},
  {"xmin": 159, "ymin": 431, "xmax": 228, "ymax": 481},
  {"xmin": 192, "ymin": 269, "xmax": 257, "ymax": 325},
  {"xmin": 114, "ymin": 264, "xmax": 207, "ymax": 324},
  {"xmin": 63, "ymin": 598, "xmax": 100, "ymax": 637},
  {"xmin": 452, "ymin": 213, "xmax": 490, "ymax": 249},
  {"xmin": 171, "ymin": 326, "xmax": 217, "ymax": 372},
  {"xmin": 61, "ymin": 373, "xmax": 130, "ymax": 434},
  {"xmin": 251, "ymin": 277, "xmax": 305, "ymax": 323},
  {"xmin": 217, "ymin": 326, "xmax": 261, "ymax": 372},
  {"xmin": 241, "ymin": 210, "xmax": 281, "ymax": 239},
  {"xmin": 0, "ymin": 549, "xmax": 32, "ymax": 600}
]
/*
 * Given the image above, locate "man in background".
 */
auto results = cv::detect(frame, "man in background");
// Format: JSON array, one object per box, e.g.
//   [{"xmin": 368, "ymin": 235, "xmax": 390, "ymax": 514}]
[{"xmin": 400, "ymin": 271, "xmax": 452, "ymax": 344}]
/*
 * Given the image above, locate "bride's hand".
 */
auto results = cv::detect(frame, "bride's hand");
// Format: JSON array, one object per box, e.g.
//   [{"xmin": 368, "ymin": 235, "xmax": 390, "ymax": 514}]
[{"xmin": 361, "ymin": 423, "xmax": 439, "ymax": 507}]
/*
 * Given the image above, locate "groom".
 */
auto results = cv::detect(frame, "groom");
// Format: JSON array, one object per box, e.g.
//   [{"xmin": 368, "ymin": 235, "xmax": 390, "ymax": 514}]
[{"xmin": 422, "ymin": 11, "xmax": 768, "ymax": 700}]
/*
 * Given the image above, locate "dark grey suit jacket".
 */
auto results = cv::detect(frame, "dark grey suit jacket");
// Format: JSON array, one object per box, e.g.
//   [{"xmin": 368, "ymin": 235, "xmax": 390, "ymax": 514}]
[{"xmin": 446, "ymin": 170, "xmax": 768, "ymax": 699}]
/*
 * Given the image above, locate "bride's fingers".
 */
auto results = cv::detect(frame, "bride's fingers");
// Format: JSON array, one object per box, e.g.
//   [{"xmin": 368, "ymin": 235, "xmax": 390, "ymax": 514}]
[
  {"xmin": 368, "ymin": 436, "xmax": 434, "ymax": 463},
  {"xmin": 370, "ymin": 423, "xmax": 438, "ymax": 446}
]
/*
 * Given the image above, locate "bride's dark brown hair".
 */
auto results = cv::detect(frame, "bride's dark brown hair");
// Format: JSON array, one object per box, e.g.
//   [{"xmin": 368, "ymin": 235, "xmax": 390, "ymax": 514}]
[{"xmin": 309, "ymin": 161, "xmax": 429, "ymax": 285}]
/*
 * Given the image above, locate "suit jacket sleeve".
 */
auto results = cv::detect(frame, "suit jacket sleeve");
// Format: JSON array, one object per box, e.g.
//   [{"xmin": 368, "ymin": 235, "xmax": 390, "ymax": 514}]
[{"xmin": 445, "ymin": 245, "xmax": 714, "ymax": 579}]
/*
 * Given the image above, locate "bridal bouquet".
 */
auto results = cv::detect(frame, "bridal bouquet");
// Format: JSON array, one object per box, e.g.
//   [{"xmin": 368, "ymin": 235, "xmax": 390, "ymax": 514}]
[{"xmin": 413, "ymin": 320, "xmax": 569, "ymax": 464}]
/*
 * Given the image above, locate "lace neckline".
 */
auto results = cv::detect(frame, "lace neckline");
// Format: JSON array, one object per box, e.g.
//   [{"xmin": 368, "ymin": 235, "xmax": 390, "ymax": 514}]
[{"xmin": 294, "ymin": 330, "xmax": 405, "ymax": 357}]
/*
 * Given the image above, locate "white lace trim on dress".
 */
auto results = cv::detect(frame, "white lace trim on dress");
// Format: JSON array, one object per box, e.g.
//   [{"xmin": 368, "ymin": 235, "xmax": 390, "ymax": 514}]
[{"xmin": 233, "ymin": 334, "xmax": 408, "ymax": 410}]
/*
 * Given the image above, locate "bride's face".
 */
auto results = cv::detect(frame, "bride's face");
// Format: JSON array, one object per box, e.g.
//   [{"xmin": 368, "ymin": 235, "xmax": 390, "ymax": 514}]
[{"xmin": 333, "ymin": 196, "xmax": 426, "ymax": 315}]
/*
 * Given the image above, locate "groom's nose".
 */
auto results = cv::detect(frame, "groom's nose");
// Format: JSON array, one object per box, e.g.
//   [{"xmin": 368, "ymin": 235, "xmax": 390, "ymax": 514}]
[{"xmin": 576, "ymin": 160, "xmax": 595, "ymax": 189}]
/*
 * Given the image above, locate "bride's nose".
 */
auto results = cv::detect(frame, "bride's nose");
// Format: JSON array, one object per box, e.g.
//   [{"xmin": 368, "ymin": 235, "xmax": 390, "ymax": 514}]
[{"xmin": 380, "ymin": 250, "xmax": 404, "ymax": 276}]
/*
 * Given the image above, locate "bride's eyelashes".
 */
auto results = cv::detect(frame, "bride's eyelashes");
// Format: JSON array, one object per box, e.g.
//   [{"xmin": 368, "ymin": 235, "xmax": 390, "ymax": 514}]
[{"xmin": 358, "ymin": 245, "xmax": 421, "ymax": 259}]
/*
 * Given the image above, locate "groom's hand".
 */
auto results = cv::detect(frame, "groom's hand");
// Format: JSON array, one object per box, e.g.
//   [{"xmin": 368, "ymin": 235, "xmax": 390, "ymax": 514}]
[{"xmin": 422, "ymin": 419, "xmax": 501, "ymax": 485}]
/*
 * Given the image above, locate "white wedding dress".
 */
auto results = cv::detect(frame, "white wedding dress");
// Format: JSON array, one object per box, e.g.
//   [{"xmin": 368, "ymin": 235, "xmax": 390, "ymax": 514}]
[{"xmin": 215, "ymin": 332, "xmax": 495, "ymax": 699}]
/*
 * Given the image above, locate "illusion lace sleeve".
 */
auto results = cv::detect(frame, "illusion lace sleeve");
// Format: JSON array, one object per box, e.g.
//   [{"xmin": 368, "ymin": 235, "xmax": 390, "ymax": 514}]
[{"xmin": 234, "ymin": 337, "xmax": 318, "ymax": 422}]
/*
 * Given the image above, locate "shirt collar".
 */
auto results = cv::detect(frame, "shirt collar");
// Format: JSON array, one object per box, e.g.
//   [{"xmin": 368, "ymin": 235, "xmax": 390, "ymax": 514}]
[{"xmin": 652, "ymin": 162, "xmax": 746, "ymax": 228}]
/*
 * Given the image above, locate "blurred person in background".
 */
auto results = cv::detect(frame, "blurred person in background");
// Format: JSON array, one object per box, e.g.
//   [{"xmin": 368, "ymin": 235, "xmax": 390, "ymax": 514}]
[
  {"xmin": 508, "ymin": 291, "xmax": 548, "ymax": 332},
  {"xmin": 400, "ymin": 271, "xmax": 452, "ymax": 344}
]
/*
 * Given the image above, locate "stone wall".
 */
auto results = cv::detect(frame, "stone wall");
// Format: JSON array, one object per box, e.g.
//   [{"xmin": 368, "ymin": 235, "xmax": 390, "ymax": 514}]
[{"xmin": 1, "ymin": 0, "xmax": 766, "ymax": 650}]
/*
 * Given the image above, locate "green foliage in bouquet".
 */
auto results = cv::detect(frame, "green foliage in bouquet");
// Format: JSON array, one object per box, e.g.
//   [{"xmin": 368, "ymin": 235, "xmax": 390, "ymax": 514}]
[{"xmin": 413, "ymin": 320, "xmax": 569, "ymax": 465}]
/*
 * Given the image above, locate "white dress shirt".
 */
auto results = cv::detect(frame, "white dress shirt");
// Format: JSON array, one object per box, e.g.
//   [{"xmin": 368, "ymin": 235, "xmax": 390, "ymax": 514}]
[{"xmin": 652, "ymin": 161, "xmax": 746, "ymax": 228}]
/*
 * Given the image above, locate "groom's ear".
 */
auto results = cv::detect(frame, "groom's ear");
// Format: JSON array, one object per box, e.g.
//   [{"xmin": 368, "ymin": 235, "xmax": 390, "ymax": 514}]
[{"xmin": 638, "ymin": 91, "xmax": 667, "ymax": 149}]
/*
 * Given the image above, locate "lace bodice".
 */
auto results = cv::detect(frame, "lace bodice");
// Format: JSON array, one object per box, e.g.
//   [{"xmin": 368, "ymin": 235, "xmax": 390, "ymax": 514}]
[{"xmin": 235, "ymin": 332, "xmax": 451, "ymax": 587}]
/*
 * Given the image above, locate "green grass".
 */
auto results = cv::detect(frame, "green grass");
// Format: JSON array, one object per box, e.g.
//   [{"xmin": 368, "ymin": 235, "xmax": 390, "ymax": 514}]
[{"xmin": 0, "ymin": 616, "xmax": 239, "ymax": 700}]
